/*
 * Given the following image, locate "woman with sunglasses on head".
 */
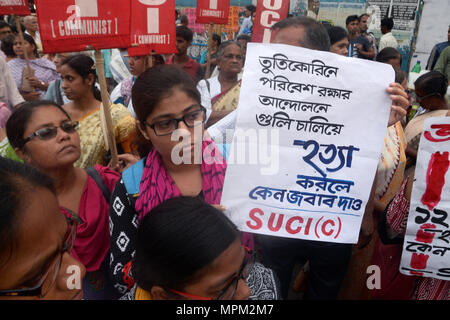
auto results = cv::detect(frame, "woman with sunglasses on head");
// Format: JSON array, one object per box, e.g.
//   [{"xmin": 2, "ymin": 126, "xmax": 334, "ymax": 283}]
[
  {"xmin": 6, "ymin": 101, "xmax": 123, "ymax": 300},
  {"xmin": 0, "ymin": 157, "xmax": 86, "ymax": 300},
  {"xmin": 110, "ymin": 54, "xmax": 165, "ymax": 118},
  {"xmin": 404, "ymin": 71, "xmax": 449, "ymax": 167},
  {"xmin": 60, "ymin": 54, "xmax": 136, "ymax": 169},
  {"xmin": 108, "ymin": 65, "xmax": 244, "ymax": 297},
  {"xmin": 121, "ymin": 196, "xmax": 279, "ymax": 300}
]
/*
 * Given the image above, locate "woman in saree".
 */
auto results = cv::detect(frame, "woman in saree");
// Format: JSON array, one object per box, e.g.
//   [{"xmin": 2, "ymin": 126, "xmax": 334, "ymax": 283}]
[
  {"xmin": 404, "ymin": 71, "xmax": 449, "ymax": 172},
  {"xmin": 8, "ymin": 33, "xmax": 58, "ymax": 101},
  {"xmin": 60, "ymin": 54, "xmax": 136, "ymax": 168},
  {"xmin": 197, "ymin": 41, "xmax": 244, "ymax": 128}
]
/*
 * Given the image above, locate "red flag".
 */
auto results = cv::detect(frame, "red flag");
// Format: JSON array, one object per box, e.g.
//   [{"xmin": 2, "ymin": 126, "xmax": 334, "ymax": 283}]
[
  {"xmin": 0, "ymin": 0, "xmax": 30, "ymax": 15},
  {"xmin": 35, "ymin": 0, "xmax": 131, "ymax": 53},
  {"xmin": 252, "ymin": 0, "xmax": 289, "ymax": 43},
  {"xmin": 196, "ymin": 0, "xmax": 229, "ymax": 25},
  {"xmin": 128, "ymin": 0, "xmax": 176, "ymax": 56}
]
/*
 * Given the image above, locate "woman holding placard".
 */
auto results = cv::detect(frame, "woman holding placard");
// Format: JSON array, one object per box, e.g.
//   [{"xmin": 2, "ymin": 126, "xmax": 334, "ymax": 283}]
[
  {"xmin": 404, "ymin": 71, "xmax": 449, "ymax": 167},
  {"xmin": 60, "ymin": 54, "xmax": 136, "ymax": 168},
  {"xmin": 8, "ymin": 33, "xmax": 58, "ymax": 101}
]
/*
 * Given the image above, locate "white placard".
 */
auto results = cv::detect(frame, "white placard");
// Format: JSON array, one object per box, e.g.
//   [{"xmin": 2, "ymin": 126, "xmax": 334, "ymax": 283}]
[
  {"xmin": 400, "ymin": 117, "xmax": 450, "ymax": 280},
  {"xmin": 221, "ymin": 43, "xmax": 394, "ymax": 244}
]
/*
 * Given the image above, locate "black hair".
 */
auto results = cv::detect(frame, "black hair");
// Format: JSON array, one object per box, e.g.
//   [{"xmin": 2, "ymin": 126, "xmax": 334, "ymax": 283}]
[
  {"xmin": 271, "ymin": 16, "xmax": 331, "ymax": 52},
  {"xmin": 176, "ymin": 25, "xmax": 193, "ymax": 42},
  {"xmin": 131, "ymin": 65, "xmax": 201, "ymax": 157},
  {"xmin": 212, "ymin": 33, "xmax": 221, "ymax": 46},
  {"xmin": 61, "ymin": 54, "xmax": 102, "ymax": 101},
  {"xmin": 6, "ymin": 100, "xmax": 71, "ymax": 150},
  {"xmin": 133, "ymin": 196, "xmax": 239, "ymax": 292},
  {"xmin": 13, "ymin": 33, "xmax": 38, "ymax": 58},
  {"xmin": 246, "ymin": 5, "xmax": 256, "ymax": 13},
  {"xmin": 1, "ymin": 34, "xmax": 17, "ymax": 58},
  {"xmin": 180, "ymin": 15, "xmax": 189, "ymax": 25},
  {"xmin": 381, "ymin": 17, "xmax": 394, "ymax": 30},
  {"xmin": 359, "ymin": 13, "xmax": 370, "ymax": 20},
  {"xmin": 0, "ymin": 157, "xmax": 55, "ymax": 268},
  {"xmin": 414, "ymin": 71, "xmax": 448, "ymax": 97},
  {"xmin": 237, "ymin": 34, "xmax": 251, "ymax": 42},
  {"xmin": 376, "ymin": 47, "xmax": 402, "ymax": 65},
  {"xmin": 0, "ymin": 21, "xmax": 12, "ymax": 30},
  {"xmin": 346, "ymin": 15, "xmax": 359, "ymax": 26},
  {"xmin": 327, "ymin": 26, "xmax": 348, "ymax": 45}
]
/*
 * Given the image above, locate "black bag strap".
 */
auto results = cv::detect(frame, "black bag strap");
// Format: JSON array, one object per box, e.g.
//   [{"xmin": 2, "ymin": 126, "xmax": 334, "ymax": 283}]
[
  {"xmin": 205, "ymin": 78, "xmax": 211, "ymax": 95},
  {"xmin": 55, "ymin": 79, "xmax": 64, "ymax": 106},
  {"xmin": 85, "ymin": 167, "xmax": 111, "ymax": 203}
]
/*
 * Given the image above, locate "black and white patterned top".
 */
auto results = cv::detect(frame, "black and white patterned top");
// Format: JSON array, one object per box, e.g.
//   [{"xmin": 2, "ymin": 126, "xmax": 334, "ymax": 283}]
[{"xmin": 109, "ymin": 178, "xmax": 140, "ymax": 296}]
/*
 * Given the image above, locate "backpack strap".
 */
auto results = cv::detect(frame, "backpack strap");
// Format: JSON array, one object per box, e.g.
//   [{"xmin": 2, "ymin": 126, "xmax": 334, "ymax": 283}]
[
  {"xmin": 122, "ymin": 157, "xmax": 146, "ymax": 196},
  {"xmin": 85, "ymin": 167, "xmax": 111, "ymax": 203}
]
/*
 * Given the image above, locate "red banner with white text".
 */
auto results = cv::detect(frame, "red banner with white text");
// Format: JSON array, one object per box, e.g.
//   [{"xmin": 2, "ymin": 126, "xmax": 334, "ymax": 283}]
[
  {"xmin": 195, "ymin": 0, "xmax": 229, "ymax": 25},
  {"xmin": 35, "ymin": 0, "xmax": 131, "ymax": 53},
  {"xmin": 0, "ymin": 0, "xmax": 30, "ymax": 15},
  {"xmin": 128, "ymin": 0, "xmax": 176, "ymax": 56},
  {"xmin": 252, "ymin": 0, "xmax": 289, "ymax": 43}
]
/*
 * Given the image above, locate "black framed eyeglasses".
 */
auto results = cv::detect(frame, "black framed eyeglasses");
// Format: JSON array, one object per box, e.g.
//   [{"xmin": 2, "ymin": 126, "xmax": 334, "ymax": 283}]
[
  {"xmin": 0, "ymin": 212, "xmax": 79, "ymax": 298},
  {"xmin": 23, "ymin": 121, "xmax": 79, "ymax": 145},
  {"xmin": 145, "ymin": 105, "xmax": 206, "ymax": 136},
  {"xmin": 168, "ymin": 246, "xmax": 255, "ymax": 300}
]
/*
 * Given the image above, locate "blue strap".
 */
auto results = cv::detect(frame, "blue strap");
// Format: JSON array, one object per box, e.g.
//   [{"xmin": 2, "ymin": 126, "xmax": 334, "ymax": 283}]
[
  {"xmin": 216, "ymin": 143, "xmax": 231, "ymax": 162},
  {"xmin": 122, "ymin": 157, "xmax": 146, "ymax": 195}
]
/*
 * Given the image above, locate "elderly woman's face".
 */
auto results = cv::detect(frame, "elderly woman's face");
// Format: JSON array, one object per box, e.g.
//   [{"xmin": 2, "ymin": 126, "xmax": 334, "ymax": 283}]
[{"xmin": 218, "ymin": 44, "xmax": 243, "ymax": 75}]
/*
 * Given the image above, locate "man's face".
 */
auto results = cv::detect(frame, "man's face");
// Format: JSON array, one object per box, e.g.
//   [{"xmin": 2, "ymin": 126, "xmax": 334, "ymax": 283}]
[
  {"xmin": 359, "ymin": 16, "xmax": 369, "ymax": 33},
  {"xmin": 0, "ymin": 26, "xmax": 12, "ymax": 41},
  {"xmin": 346, "ymin": 20, "xmax": 359, "ymax": 35},
  {"xmin": 176, "ymin": 36, "xmax": 190, "ymax": 55},
  {"xmin": 272, "ymin": 25, "xmax": 305, "ymax": 47},
  {"xmin": 24, "ymin": 16, "xmax": 38, "ymax": 32}
]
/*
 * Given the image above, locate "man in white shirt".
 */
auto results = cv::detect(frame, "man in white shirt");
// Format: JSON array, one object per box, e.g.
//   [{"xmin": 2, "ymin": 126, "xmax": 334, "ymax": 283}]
[
  {"xmin": 23, "ymin": 15, "xmax": 42, "ymax": 53},
  {"xmin": 379, "ymin": 17, "xmax": 398, "ymax": 52},
  {"xmin": 237, "ymin": 5, "xmax": 256, "ymax": 37}
]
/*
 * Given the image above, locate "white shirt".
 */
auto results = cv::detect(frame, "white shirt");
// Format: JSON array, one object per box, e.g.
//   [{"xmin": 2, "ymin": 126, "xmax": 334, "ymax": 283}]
[
  {"xmin": 379, "ymin": 32, "xmax": 398, "ymax": 52},
  {"xmin": 238, "ymin": 16, "xmax": 252, "ymax": 36}
]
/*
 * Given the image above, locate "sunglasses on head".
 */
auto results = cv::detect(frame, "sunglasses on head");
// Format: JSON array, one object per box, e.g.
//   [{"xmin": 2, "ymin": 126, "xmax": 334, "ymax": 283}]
[{"xmin": 24, "ymin": 121, "xmax": 79, "ymax": 145}]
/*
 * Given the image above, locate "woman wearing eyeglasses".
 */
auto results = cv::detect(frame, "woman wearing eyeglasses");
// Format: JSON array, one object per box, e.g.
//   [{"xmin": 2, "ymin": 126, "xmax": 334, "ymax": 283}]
[
  {"xmin": 0, "ymin": 157, "xmax": 86, "ymax": 300},
  {"xmin": 108, "ymin": 65, "xmax": 239, "ymax": 297},
  {"xmin": 404, "ymin": 71, "xmax": 449, "ymax": 169},
  {"xmin": 6, "ymin": 100, "xmax": 123, "ymax": 300}
]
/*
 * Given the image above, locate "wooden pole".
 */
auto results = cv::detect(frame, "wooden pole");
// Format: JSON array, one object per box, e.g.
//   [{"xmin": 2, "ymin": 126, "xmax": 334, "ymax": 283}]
[
  {"xmin": 14, "ymin": 15, "xmax": 34, "ymax": 92},
  {"xmin": 93, "ymin": 49, "xmax": 119, "ymax": 168},
  {"xmin": 205, "ymin": 22, "xmax": 214, "ymax": 79}
]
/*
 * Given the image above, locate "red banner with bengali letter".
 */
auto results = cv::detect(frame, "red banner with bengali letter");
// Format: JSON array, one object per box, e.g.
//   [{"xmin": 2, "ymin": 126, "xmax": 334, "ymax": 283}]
[
  {"xmin": 35, "ymin": 0, "xmax": 131, "ymax": 53},
  {"xmin": 195, "ymin": 0, "xmax": 229, "ymax": 25},
  {"xmin": 252, "ymin": 0, "xmax": 289, "ymax": 43},
  {"xmin": 128, "ymin": 0, "xmax": 176, "ymax": 56},
  {"xmin": 0, "ymin": 0, "xmax": 30, "ymax": 15}
]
